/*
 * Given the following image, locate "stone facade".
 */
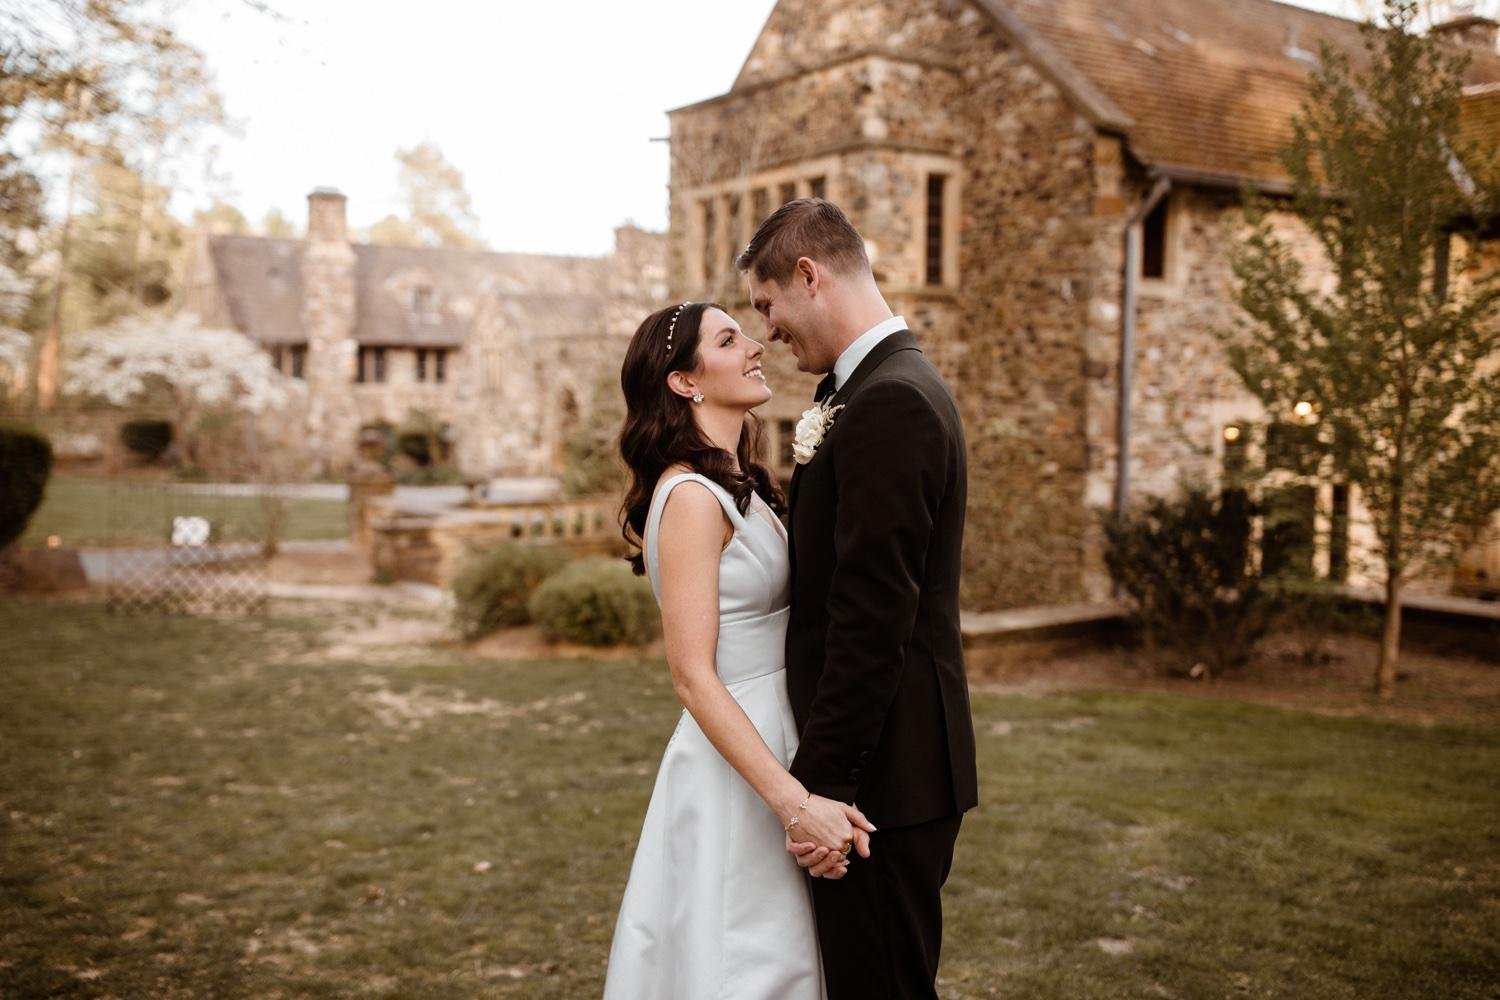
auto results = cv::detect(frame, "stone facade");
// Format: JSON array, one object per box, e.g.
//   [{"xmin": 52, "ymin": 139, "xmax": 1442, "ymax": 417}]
[
  {"xmin": 185, "ymin": 191, "xmax": 667, "ymax": 479},
  {"xmin": 667, "ymin": 0, "xmax": 1500, "ymax": 608}
]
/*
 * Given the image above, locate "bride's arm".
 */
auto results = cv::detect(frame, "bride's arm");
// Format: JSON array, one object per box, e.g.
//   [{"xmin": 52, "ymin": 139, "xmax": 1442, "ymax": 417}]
[{"xmin": 657, "ymin": 482, "xmax": 869, "ymax": 864}]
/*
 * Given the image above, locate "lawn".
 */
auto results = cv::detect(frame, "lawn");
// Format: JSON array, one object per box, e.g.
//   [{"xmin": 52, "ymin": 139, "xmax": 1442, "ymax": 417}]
[
  {"xmin": 21, "ymin": 476, "xmax": 349, "ymax": 547},
  {"xmin": 2, "ymin": 599, "xmax": 1497, "ymax": 998}
]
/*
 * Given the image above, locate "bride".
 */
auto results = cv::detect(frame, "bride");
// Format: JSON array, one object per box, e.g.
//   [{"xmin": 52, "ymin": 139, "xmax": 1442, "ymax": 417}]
[{"xmin": 603, "ymin": 302, "xmax": 875, "ymax": 999}]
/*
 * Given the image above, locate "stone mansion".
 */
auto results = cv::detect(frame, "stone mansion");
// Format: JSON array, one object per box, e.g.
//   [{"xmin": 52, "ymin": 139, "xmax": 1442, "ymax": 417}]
[
  {"xmin": 666, "ymin": 0, "xmax": 1500, "ymax": 607},
  {"xmin": 185, "ymin": 190, "xmax": 666, "ymax": 478}
]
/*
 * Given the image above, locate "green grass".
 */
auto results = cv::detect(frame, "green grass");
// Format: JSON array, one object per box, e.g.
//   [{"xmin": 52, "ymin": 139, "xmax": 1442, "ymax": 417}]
[
  {"xmin": 2, "ymin": 600, "xmax": 1497, "ymax": 998},
  {"xmin": 22, "ymin": 476, "xmax": 349, "ymax": 547}
]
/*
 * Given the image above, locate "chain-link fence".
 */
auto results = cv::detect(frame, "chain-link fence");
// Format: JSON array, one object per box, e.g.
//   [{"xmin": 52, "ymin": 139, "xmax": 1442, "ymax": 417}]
[{"xmin": 100, "ymin": 481, "xmax": 273, "ymax": 614}]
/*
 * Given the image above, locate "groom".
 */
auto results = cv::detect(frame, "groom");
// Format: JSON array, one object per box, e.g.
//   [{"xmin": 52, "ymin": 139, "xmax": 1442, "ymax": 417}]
[{"xmin": 737, "ymin": 199, "xmax": 978, "ymax": 999}]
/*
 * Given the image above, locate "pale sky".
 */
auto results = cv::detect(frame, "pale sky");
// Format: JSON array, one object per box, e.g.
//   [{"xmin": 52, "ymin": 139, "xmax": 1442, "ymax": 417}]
[{"xmin": 171, "ymin": 0, "xmax": 1365, "ymax": 257}]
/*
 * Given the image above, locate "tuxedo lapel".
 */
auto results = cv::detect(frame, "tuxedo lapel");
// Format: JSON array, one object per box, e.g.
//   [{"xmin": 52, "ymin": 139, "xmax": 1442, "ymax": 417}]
[{"xmin": 787, "ymin": 331, "xmax": 920, "ymax": 516}]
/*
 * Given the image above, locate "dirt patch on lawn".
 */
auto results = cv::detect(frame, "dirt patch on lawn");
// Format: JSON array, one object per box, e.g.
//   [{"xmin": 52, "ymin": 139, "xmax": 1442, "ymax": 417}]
[
  {"xmin": 968, "ymin": 631, "xmax": 1500, "ymax": 728},
  {"xmin": 266, "ymin": 547, "xmax": 371, "ymax": 585},
  {"xmin": 469, "ymin": 625, "xmax": 662, "ymax": 662}
]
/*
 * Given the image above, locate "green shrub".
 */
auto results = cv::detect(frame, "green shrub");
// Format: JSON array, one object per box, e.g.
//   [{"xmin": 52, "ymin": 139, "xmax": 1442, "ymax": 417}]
[
  {"xmin": 120, "ymin": 419, "xmax": 173, "ymax": 462},
  {"xmin": 0, "ymin": 423, "xmax": 54, "ymax": 550},
  {"xmin": 528, "ymin": 557, "xmax": 659, "ymax": 646},
  {"xmin": 395, "ymin": 429, "xmax": 434, "ymax": 466},
  {"xmin": 1104, "ymin": 486, "xmax": 1281, "ymax": 678},
  {"xmin": 451, "ymin": 541, "xmax": 570, "ymax": 640},
  {"xmin": 396, "ymin": 464, "xmax": 467, "ymax": 486}
]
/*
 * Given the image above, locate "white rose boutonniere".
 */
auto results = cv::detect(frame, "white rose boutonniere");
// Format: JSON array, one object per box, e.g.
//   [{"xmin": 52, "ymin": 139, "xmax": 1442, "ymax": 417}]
[{"xmin": 793, "ymin": 398, "xmax": 845, "ymax": 465}]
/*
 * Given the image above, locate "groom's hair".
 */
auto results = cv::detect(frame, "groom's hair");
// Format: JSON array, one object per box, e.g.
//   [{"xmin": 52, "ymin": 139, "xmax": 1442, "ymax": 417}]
[{"xmin": 735, "ymin": 198, "xmax": 870, "ymax": 286}]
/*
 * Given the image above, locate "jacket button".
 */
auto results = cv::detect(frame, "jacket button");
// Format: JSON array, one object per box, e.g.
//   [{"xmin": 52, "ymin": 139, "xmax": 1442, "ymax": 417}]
[{"xmin": 857, "ymin": 750, "xmax": 870, "ymax": 762}]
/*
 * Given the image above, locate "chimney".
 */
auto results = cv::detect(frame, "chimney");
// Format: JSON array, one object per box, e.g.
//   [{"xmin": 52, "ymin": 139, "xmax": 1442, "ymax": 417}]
[
  {"xmin": 307, "ymin": 187, "xmax": 348, "ymax": 243},
  {"xmin": 1430, "ymin": 14, "xmax": 1499, "ymax": 53}
]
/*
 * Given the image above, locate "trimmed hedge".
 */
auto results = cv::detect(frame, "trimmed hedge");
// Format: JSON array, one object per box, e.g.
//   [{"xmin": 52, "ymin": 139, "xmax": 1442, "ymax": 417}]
[
  {"xmin": 451, "ymin": 541, "xmax": 569, "ymax": 640},
  {"xmin": 120, "ymin": 419, "xmax": 173, "ymax": 462},
  {"xmin": 528, "ymin": 557, "xmax": 659, "ymax": 647},
  {"xmin": 0, "ymin": 423, "xmax": 54, "ymax": 550}
]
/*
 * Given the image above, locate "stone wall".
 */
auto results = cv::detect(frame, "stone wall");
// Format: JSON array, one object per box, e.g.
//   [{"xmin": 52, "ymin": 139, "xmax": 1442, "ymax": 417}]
[
  {"xmin": 668, "ymin": 0, "xmax": 1500, "ymax": 609},
  {"xmin": 669, "ymin": 0, "xmax": 1101, "ymax": 608}
]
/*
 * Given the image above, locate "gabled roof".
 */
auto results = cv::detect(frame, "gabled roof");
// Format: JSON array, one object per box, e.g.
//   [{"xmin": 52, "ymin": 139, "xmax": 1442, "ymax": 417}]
[
  {"xmin": 203, "ymin": 235, "xmax": 609, "ymax": 348},
  {"xmin": 991, "ymin": 0, "xmax": 1500, "ymax": 187},
  {"xmin": 207, "ymin": 235, "xmax": 305, "ymax": 345},
  {"xmin": 707, "ymin": 0, "xmax": 1500, "ymax": 190}
]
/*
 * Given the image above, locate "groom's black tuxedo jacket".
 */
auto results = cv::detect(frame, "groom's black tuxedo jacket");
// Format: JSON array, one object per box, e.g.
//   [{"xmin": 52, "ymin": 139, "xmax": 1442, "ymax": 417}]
[{"xmin": 785, "ymin": 330, "xmax": 978, "ymax": 830}]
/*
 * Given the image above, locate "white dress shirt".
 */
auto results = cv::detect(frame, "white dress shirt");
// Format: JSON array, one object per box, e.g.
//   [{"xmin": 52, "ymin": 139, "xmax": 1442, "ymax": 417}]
[{"xmin": 831, "ymin": 314, "xmax": 907, "ymax": 392}]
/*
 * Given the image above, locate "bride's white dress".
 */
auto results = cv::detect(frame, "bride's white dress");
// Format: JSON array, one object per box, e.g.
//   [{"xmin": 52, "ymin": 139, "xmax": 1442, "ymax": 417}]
[{"xmin": 603, "ymin": 473, "xmax": 824, "ymax": 1000}]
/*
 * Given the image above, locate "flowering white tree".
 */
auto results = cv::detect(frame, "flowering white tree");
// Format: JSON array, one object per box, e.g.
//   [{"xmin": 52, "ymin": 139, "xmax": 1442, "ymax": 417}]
[
  {"xmin": 63, "ymin": 311, "xmax": 304, "ymax": 475},
  {"xmin": 63, "ymin": 311, "xmax": 299, "ymax": 415}
]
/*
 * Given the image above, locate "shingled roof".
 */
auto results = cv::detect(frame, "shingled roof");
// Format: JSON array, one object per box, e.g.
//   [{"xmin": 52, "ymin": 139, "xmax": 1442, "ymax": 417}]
[
  {"xmin": 207, "ymin": 235, "xmax": 305, "ymax": 345},
  {"xmin": 989, "ymin": 0, "xmax": 1500, "ymax": 188},
  {"xmin": 203, "ymin": 235, "xmax": 609, "ymax": 348}
]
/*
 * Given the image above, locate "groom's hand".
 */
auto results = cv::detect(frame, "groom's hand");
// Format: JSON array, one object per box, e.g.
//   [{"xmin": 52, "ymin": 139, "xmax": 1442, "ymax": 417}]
[{"xmin": 786, "ymin": 834, "xmax": 849, "ymax": 879}]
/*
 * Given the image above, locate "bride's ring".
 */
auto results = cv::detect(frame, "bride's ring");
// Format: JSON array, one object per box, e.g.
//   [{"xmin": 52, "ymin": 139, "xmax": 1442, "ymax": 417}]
[{"xmin": 840, "ymin": 842, "xmax": 853, "ymax": 854}]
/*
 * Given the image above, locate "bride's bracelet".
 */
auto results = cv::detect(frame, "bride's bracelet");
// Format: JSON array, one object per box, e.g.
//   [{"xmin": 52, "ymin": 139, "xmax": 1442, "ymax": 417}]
[{"xmin": 783, "ymin": 794, "xmax": 812, "ymax": 834}]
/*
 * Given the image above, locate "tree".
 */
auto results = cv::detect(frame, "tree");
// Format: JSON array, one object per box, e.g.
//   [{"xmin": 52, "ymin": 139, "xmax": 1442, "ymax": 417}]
[
  {"xmin": 62, "ymin": 311, "xmax": 302, "ymax": 469},
  {"xmin": 366, "ymin": 143, "xmax": 485, "ymax": 249},
  {"xmin": 1346, "ymin": 0, "xmax": 1500, "ymax": 25},
  {"xmin": 193, "ymin": 199, "xmax": 249, "ymax": 235},
  {"xmin": 1223, "ymin": 0, "xmax": 1500, "ymax": 699},
  {"xmin": 5, "ymin": 1, "xmax": 227, "ymax": 410},
  {"xmin": 0, "ymin": 327, "xmax": 30, "ymax": 406},
  {"xmin": 260, "ymin": 207, "xmax": 295, "ymax": 237}
]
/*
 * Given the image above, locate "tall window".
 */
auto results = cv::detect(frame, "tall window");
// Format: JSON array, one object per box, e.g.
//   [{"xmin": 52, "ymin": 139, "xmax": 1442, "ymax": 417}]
[
  {"xmin": 925, "ymin": 174, "xmax": 947, "ymax": 286},
  {"xmin": 1329, "ymin": 483, "xmax": 1350, "ymax": 582},
  {"xmin": 288, "ymin": 344, "xmax": 306, "ymax": 379},
  {"xmin": 779, "ymin": 182, "xmax": 797, "ymax": 206},
  {"xmin": 1141, "ymin": 197, "xmax": 1169, "ymax": 280},
  {"xmin": 1262, "ymin": 422, "xmax": 1318, "ymax": 578},
  {"xmin": 356, "ymin": 346, "xmax": 387, "ymax": 384},
  {"xmin": 752, "ymin": 187, "xmax": 770, "ymax": 229},
  {"xmin": 415, "ymin": 348, "xmax": 449, "ymax": 383},
  {"xmin": 700, "ymin": 198, "xmax": 717, "ymax": 279},
  {"xmin": 727, "ymin": 193, "xmax": 742, "ymax": 270},
  {"xmin": 808, "ymin": 176, "xmax": 826, "ymax": 200}
]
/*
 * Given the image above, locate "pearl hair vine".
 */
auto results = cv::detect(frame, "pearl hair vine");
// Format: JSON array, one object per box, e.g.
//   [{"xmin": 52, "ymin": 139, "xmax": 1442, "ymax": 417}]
[{"xmin": 665, "ymin": 301, "xmax": 691, "ymax": 354}]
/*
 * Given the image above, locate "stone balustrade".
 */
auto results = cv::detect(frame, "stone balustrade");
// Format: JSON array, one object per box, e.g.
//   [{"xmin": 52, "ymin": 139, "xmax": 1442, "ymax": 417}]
[{"xmin": 367, "ymin": 495, "xmax": 620, "ymax": 586}]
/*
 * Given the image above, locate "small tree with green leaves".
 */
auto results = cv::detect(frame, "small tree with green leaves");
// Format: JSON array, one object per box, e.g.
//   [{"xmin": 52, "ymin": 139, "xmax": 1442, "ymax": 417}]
[{"xmin": 1223, "ymin": 0, "xmax": 1500, "ymax": 699}]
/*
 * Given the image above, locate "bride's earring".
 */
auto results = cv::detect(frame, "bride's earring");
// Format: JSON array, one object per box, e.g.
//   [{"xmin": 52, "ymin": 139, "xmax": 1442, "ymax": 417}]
[{"xmin": 692, "ymin": 392, "xmax": 704, "ymax": 404}]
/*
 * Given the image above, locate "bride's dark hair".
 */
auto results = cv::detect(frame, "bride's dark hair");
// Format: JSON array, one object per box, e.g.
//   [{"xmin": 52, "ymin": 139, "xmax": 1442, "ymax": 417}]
[{"xmin": 619, "ymin": 301, "xmax": 786, "ymax": 575}]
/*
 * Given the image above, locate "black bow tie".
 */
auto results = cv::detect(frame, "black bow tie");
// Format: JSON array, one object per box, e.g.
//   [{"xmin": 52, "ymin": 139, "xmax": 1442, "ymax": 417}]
[{"xmin": 814, "ymin": 373, "xmax": 838, "ymax": 403}]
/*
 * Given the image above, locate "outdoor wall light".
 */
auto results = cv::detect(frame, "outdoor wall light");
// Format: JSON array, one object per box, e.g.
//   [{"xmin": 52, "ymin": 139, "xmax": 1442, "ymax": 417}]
[
  {"xmin": 1293, "ymin": 400, "xmax": 1315, "ymax": 419},
  {"xmin": 1223, "ymin": 424, "xmax": 1242, "ymax": 442},
  {"xmin": 46, "ymin": 535, "xmax": 61, "ymax": 548}
]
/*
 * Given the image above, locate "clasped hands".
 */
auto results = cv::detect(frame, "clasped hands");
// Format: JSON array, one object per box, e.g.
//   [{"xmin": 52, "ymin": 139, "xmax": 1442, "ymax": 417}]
[{"xmin": 783, "ymin": 794, "xmax": 876, "ymax": 880}]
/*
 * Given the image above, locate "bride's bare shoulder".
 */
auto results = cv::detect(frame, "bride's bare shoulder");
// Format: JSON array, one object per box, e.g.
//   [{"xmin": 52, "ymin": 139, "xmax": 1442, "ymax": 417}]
[
  {"xmin": 654, "ymin": 465, "xmax": 732, "ymax": 548},
  {"xmin": 654, "ymin": 463, "xmax": 696, "ymax": 492}
]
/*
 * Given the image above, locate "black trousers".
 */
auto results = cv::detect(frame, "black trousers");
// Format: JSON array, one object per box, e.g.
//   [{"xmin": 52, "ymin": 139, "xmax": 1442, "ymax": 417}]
[{"xmin": 809, "ymin": 812, "xmax": 963, "ymax": 1000}]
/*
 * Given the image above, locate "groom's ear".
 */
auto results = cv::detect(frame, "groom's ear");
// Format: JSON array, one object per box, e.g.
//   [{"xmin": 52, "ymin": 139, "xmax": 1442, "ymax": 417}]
[{"xmin": 796, "ymin": 256, "xmax": 820, "ymax": 297}]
